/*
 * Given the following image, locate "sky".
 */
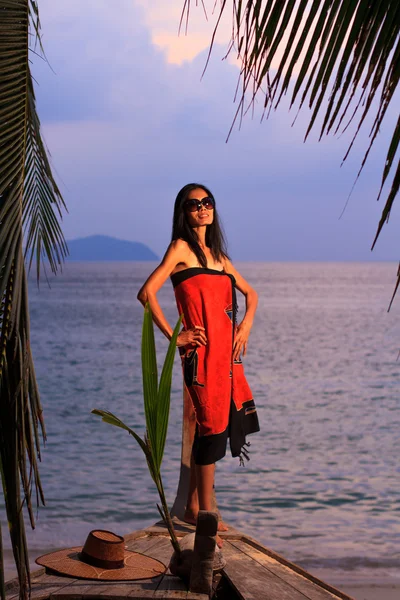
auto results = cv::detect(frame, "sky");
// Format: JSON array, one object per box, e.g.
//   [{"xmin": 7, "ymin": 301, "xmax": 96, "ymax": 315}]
[{"xmin": 31, "ymin": 0, "xmax": 400, "ymax": 262}]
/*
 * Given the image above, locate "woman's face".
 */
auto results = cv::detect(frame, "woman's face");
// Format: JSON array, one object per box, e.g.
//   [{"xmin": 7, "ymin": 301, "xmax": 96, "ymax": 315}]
[{"xmin": 184, "ymin": 188, "xmax": 214, "ymax": 228}]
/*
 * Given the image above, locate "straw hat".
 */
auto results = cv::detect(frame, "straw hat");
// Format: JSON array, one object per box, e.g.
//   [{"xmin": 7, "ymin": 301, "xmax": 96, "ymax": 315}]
[{"xmin": 35, "ymin": 529, "xmax": 166, "ymax": 581}]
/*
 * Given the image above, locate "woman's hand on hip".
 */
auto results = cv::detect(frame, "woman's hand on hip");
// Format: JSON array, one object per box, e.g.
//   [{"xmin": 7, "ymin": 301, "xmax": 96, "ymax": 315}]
[
  {"xmin": 233, "ymin": 321, "xmax": 251, "ymax": 361},
  {"xmin": 176, "ymin": 326, "xmax": 207, "ymax": 348}
]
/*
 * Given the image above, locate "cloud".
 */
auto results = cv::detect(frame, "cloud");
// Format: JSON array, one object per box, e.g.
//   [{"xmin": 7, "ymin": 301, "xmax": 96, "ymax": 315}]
[
  {"xmin": 136, "ymin": 0, "xmax": 232, "ymax": 65},
  {"xmin": 32, "ymin": 0, "xmax": 399, "ymax": 262}
]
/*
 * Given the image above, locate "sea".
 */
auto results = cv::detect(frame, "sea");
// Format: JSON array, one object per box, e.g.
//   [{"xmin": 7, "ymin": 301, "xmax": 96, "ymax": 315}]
[{"xmin": 1, "ymin": 261, "xmax": 400, "ymax": 587}]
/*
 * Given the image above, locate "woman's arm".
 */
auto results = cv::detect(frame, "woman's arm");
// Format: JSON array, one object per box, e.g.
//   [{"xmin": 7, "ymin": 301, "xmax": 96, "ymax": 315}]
[
  {"xmin": 222, "ymin": 257, "xmax": 258, "ymax": 361},
  {"xmin": 137, "ymin": 240, "xmax": 207, "ymax": 348},
  {"xmin": 137, "ymin": 239, "xmax": 186, "ymax": 340}
]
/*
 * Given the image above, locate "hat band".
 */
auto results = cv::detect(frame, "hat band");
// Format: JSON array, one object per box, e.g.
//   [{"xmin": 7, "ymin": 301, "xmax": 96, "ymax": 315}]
[{"xmin": 79, "ymin": 550, "xmax": 124, "ymax": 570}]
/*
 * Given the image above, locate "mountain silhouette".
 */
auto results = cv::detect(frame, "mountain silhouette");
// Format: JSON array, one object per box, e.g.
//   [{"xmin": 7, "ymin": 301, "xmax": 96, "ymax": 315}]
[{"xmin": 66, "ymin": 235, "xmax": 158, "ymax": 261}]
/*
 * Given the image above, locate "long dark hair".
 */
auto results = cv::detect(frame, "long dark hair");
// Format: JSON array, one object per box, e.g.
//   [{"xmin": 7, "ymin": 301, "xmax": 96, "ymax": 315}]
[{"xmin": 171, "ymin": 183, "xmax": 230, "ymax": 268}]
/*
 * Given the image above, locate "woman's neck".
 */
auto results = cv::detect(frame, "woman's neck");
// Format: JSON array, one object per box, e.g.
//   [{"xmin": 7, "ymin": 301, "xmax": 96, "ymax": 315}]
[{"xmin": 194, "ymin": 227, "xmax": 207, "ymax": 248}]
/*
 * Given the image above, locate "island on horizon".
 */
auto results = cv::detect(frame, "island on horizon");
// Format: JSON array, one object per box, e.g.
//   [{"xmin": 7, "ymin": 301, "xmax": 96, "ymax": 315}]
[{"xmin": 65, "ymin": 235, "xmax": 159, "ymax": 261}]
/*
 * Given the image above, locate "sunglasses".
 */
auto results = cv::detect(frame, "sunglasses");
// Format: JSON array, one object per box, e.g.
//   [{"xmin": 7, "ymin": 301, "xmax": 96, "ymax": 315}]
[{"xmin": 183, "ymin": 197, "xmax": 215, "ymax": 212}]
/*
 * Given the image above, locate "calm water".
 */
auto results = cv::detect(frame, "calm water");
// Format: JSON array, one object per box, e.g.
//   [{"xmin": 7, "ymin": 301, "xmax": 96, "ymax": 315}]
[{"xmin": 2, "ymin": 262, "xmax": 400, "ymax": 584}]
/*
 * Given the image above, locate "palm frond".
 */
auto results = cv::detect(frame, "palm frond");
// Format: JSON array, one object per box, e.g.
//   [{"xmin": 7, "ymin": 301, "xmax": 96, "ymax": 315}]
[
  {"xmin": 141, "ymin": 301, "xmax": 159, "ymax": 465},
  {"xmin": 141, "ymin": 302, "xmax": 182, "ymax": 472},
  {"xmin": 92, "ymin": 304, "xmax": 183, "ymax": 554},
  {"xmin": 156, "ymin": 313, "xmax": 183, "ymax": 470},
  {"xmin": 184, "ymin": 0, "xmax": 399, "ymax": 296},
  {"xmin": 23, "ymin": 77, "xmax": 68, "ymax": 279},
  {"xmin": 0, "ymin": 2, "xmax": 67, "ymax": 599},
  {"xmin": 0, "ymin": 507, "xmax": 4, "ymax": 597},
  {"xmin": 388, "ymin": 262, "xmax": 400, "ymax": 312},
  {"xmin": 91, "ymin": 409, "xmax": 150, "ymax": 456}
]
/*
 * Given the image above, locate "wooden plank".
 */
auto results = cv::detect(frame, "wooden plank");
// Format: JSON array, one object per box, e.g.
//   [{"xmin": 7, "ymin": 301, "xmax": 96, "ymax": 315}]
[
  {"xmin": 221, "ymin": 541, "xmax": 313, "ymax": 600},
  {"xmin": 92, "ymin": 581, "xmax": 153, "ymax": 598},
  {"xmin": 137, "ymin": 538, "xmax": 174, "ymax": 570},
  {"xmin": 50, "ymin": 578, "xmax": 113, "ymax": 600},
  {"xmin": 153, "ymin": 575, "xmax": 187, "ymax": 599},
  {"xmin": 238, "ymin": 533, "xmax": 336, "ymax": 585},
  {"xmin": 231, "ymin": 540, "xmax": 350, "ymax": 600},
  {"xmin": 153, "ymin": 577, "xmax": 208, "ymax": 600},
  {"xmin": 124, "ymin": 529, "xmax": 151, "ymax": 543},
  {"xmin": 125, "ymin": 535, "xmax": 170, "ymax": 560},
  {"xmin": 145, "ymin": 524, "xmax": 191, "ymax": 539},
  {"xmin": 50, "ymin": 576, "xmax": 162, "ymax": 600},
  {"xmin": 237, "ymin": 535, "xmax": 356, "ymax": 600},
  {"xmin": 6, "ymin": 574, "xmax": 78, "ymax": 600},
  {"xmin": 127, "ymin": 534, "xmax": 173, "ymax": 575},
  {"xmin": 5, "ymin": 568, "xmax": 46, "ymax": 592}
]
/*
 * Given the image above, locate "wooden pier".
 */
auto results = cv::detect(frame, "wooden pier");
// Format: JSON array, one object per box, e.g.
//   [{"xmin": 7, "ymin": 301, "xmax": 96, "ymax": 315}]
[{"xmin": 4, "ymin": 517, "xmax": 355, "ymax": 600}]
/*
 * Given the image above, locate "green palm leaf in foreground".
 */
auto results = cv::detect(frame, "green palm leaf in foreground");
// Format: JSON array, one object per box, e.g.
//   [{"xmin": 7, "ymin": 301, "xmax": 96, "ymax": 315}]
[
  {"xmin": 182, "ymin": 0, "xmax": 400, "ymax": 300},
  {"xmin": 0, "ymin": 3, "xmax": 68, "ymax": 600},
  {"xmin": 92, "ymin": 302, "xmax": 183, "ymax": 555}
]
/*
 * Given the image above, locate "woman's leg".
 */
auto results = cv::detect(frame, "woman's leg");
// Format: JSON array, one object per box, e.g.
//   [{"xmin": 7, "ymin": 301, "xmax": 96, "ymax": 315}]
[
  {"xmin": 195, "ymin": 463, "xmax": 215, "ymax": 511},
  {"xmin": 184, "ymin": 453, "xmax": 229, "ymax": 532},
  {"xmin": 184, "ymin": 452, "xmax": 199, "ymax": 524}
]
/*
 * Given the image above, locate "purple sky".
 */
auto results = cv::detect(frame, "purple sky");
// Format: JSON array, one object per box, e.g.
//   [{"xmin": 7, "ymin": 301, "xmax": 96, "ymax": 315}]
[{"xmin": 32, "ymin": 0, "xmax": 399, "ymax": 261}]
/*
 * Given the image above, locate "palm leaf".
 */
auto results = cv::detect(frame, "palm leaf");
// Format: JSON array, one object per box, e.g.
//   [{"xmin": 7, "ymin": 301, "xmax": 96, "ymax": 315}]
[
  {"xmin": 0, "ymin": 504, "xmax": 4, "ymax": 598},
  {"xmin": 141, "ymin": 301, "xmax": 159, "ymax": 466},
  {"xmin": 388, "ymin": 262, "xmax": 400, "ymax": 312},
  {"xmin": 187, "ymin": 0, "xmax": 400, "ymax": 299},
  {"xmin": 92, "ymin": 406, "xmax": 162, "ymax": 488},
  {"xmin": 156, "ymin": 312, "xmax": 183, "ymax": 471},
  {"xmin": 91, "ymin": 409, "xmax": 150, "ymax": 457},
  {"xmin": 92, "ymin": 305, "xmax": 182, "ymax": 554},
  {"xmin": 141, "ymin": 302, "xmax": 182, "ymax": 472},
  {"xmin": 0, "ymin": 2, "xmax": 67, "ymax": 599}
]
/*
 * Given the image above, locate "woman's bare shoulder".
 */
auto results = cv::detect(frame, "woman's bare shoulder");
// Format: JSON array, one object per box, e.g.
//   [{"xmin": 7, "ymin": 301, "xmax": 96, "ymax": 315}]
[
  {"xmin": 170, "ymin": 238, "xmax": 190, "ymax": 251},
  {"xmin": 167, "ymin": 238, "xmax": 191, "ymax": 260},
  {"xmin": 163, "ymin": 238, "xmax": 191, "ymax": 266}
]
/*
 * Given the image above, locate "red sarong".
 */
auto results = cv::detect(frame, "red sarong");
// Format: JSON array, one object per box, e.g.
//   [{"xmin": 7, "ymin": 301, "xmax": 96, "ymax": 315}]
[{"xmin": 171, "ymin": 267, "xmax": 260, "ymax": 465}]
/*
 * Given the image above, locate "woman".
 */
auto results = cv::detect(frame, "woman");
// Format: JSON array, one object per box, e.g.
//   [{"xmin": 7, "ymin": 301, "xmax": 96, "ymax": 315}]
[{"xmin": 137, "ymin": 183, "xmax": 260, "ymax": 547}]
